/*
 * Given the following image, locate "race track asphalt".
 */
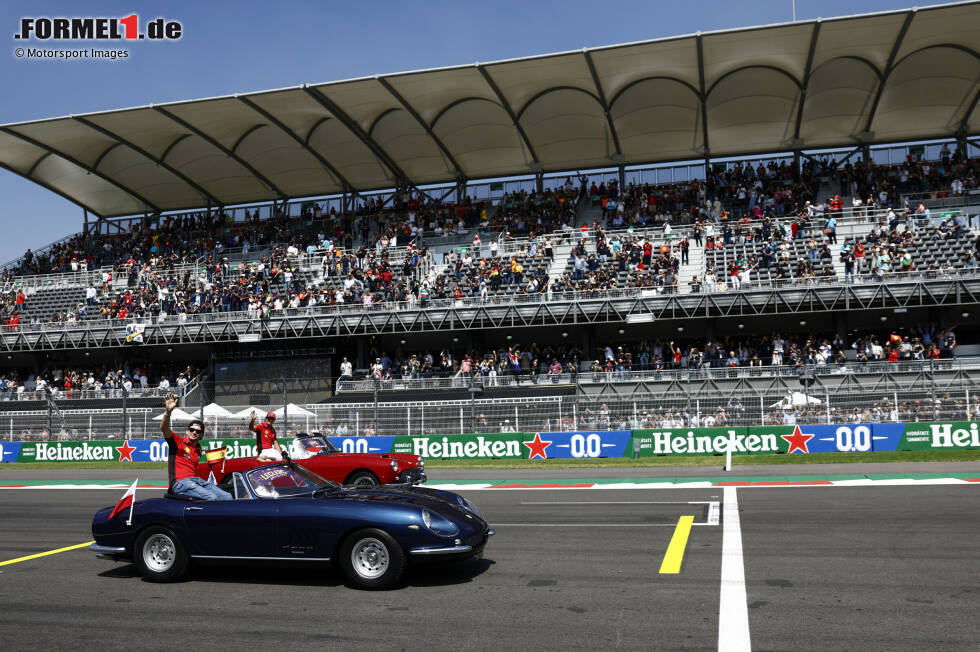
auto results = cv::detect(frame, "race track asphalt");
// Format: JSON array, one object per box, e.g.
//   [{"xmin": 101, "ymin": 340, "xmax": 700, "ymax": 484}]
[{"xmin": 0, "ymin": 466, "xmax": 977, "ymax": 651}]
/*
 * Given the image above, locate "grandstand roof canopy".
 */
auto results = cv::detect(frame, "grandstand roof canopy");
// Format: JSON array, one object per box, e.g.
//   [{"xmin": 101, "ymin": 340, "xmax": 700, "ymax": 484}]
[{"xmin": 1, "ymin": 2, "xmax": 978, "ymax": 217}]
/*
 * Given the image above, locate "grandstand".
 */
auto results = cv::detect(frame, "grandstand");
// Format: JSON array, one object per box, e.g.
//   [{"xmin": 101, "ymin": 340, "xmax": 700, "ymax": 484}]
[{"xmin": 0, "ymin": 3, "xmax": 978, "ymax": 441}]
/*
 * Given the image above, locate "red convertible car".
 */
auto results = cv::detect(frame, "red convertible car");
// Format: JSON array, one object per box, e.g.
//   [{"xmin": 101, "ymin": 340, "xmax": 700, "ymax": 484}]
[{"xmin": 196, "ymin": 435, "xmax": 425, "ymax": 487}]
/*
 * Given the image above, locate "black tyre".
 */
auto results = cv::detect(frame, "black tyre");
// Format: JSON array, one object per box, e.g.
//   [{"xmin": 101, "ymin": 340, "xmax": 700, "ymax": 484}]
[
  {"xmin": 338, "ymin": 528, "xmax": 406, "ymax": 589},
  {"xmin": 346, "ymin": 471, "xmax": 380, "ymax": 487},
  {"xmin": 133, "ymin": 526, "xmax": 189, "ymax": 582}
]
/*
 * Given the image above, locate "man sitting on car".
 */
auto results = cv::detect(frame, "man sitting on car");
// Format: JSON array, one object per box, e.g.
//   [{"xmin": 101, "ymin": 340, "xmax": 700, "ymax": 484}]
[
  {"xmin": 161, "ymin": 393, "xmax": 231, "ymax": 500},
  {"xmin": 250, "ymin": 411, "xmax": 283, "ymax": 460}
]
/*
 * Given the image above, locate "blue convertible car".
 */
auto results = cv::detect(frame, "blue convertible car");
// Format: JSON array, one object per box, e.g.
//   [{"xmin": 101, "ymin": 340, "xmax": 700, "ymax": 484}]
[{"xmin": 90, "ymin": 464, "xmax": 493, "ymax": 589}]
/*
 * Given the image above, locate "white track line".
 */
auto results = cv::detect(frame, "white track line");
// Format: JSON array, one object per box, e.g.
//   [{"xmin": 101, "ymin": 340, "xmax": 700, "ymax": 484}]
[
  {"xmin": 519, "ymin": 501, "xmax": 715, "ymax": 505},
  {"xmin": 719, "ymin": 486, "xmax": 751, "ymax": 652}
]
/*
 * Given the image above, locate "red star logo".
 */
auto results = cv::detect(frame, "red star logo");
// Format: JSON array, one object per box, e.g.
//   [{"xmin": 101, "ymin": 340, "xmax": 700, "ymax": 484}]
[
  {"xmin": 523, "ymin": 433, "xmax": 553, "ymax": 460},
  {"xmin": 115, "ymin": 440, "xmax": 137, "ymax": 462},
  {"xmin": 780, "ymin": 426, "xmax": 814, "ymax": 454}
]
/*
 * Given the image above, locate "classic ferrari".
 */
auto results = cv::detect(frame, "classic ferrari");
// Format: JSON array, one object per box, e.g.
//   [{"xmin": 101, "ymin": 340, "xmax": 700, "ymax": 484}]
[
  {"xmin": 195, "ymin": 435, "xmax": 425, "ymax": 487},
  {"xmin": 90, "ymin": 464, "xmax": 492, "ymax": 589}
]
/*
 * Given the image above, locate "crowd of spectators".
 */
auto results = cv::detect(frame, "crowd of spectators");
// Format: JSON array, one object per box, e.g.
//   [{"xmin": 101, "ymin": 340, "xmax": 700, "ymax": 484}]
[
  {"xmin": 0, "ymin": 362, "xmax": 199, "ymax": 400},
  {"xmin": 1, "ymin": 152, "xmax": 977, "ymax": 326},
  {"xmin": 343, "ymin": 324, "xmax": 961, "ymax": 386}
]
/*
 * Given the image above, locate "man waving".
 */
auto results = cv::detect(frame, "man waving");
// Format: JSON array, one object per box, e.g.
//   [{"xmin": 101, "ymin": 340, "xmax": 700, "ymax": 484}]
[
  {"xmin": 250, "ymin": 411, "xmax": 283, "ymax": 460},
  {"xmin": 160, "ymin": 393, "xmax": 230, "ymax": 500}
]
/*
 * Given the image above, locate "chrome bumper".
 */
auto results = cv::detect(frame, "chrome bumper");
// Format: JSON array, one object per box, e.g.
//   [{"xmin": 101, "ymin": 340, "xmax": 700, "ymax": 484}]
[
  {"xmin": 409, "ymin": 529, "xmax": 493, "ymax": 556},
  {"xmin": 409, "ymin": 544, "xmax": 473, "ymax": 556},
  {"xmin": 90, "ymin": 543, "xmax": 127, "ymax": 560}
]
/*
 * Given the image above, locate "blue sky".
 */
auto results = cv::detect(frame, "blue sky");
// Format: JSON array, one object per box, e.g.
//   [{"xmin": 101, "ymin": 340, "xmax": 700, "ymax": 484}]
[{"xmin": 0, "ymin": 0, "xmax": 948, "ymax": 263}]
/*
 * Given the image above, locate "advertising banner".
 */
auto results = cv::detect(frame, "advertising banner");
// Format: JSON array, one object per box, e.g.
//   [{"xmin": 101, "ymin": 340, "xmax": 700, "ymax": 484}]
[
  {"xmin": 630, "ymin": 427, "xmax": 762, "ymax": 457},
  {"xmin": 389, "ymin": 431, "xmax": 632, "ymax": 460},
  {"xmin": 887, "ymin": 421, "xmax": 980, "ymax": 451},
  {"xmin": 745, "ymin": 424, "xmax": 876, "ymax": 455},
  {"xmin": 2, "ymin": 422, "xmax": 978, "ymax": 462},
  {"xmin": 0, "ymin": 442, "xmax": 23, "ymax": 462}
]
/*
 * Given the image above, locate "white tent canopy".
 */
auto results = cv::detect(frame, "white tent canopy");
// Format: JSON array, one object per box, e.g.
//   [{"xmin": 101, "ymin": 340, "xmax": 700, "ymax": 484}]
[
  {"xmin": 152, "ymin": 408, "xmax": 196, "ymax": 422},
  {"xmin": 771, "ymin": 392, "xmax": 823, "ymax": 408},
  {"xmin": 1, "ymin": 2, "xmax": 976, "ymax": 218},
  {"xmin": 190, "ymin": 403, "xmax": 235, "ymax": 419},
  {"xmin": 273, "ymin": 403, "xmax": 317, "ymax": 419},
  {"xmin": 230, "ymin": 406, "xmax": 269, "ymax": 420}
]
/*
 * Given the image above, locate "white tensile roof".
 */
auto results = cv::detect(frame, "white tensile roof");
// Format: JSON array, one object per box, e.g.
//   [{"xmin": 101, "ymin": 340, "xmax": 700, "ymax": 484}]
[{"xmin": 0, "ymin": 2, "xmax": 977, "ymax": 217}]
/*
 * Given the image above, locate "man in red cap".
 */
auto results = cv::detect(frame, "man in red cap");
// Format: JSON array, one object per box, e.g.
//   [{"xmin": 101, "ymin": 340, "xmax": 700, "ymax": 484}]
[{"xmin": 249, "ymin": 410, "xmax": 283, "ymax": 460}]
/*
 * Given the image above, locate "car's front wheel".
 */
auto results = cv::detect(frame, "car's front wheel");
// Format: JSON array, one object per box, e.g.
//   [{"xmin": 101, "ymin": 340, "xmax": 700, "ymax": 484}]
[
  {"xmin": 346, "ymin": 471, "xmax": 380, "ymax": 487},
  {"xmin": 339, "ymin": 528, "xmax": 406, "ymax": 589},
  {"xmin": 134, "ymin": 526, "xmax": 188, "ymax": 582}
]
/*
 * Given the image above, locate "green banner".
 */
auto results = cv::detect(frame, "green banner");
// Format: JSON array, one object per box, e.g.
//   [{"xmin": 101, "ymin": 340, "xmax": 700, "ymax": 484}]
[
  {"xmin": 629, "ymin": 427, "xmax": 781, "ymax": 457},
  {"xmin": 392, "ymin": 433, "xmax": 531, "ymax": 459},
  {"xmin": 897, "ymin": 422, "xmax": 980, "ymax": 451},
  {"xmin": 17, "ymin": 440, "xmax": 123, "ymax": 462}
]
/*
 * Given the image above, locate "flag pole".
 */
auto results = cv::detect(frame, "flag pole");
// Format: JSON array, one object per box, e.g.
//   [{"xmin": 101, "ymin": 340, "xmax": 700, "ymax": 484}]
[{"xmin": 126, "ymin": 478, "xmax": 137, "ymax": 526}]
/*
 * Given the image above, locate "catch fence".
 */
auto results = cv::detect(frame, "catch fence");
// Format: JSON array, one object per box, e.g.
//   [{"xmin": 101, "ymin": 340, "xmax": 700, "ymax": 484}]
[{"xmin": 4, "ymin": 381, "xmax": 977, "ymax": 441}]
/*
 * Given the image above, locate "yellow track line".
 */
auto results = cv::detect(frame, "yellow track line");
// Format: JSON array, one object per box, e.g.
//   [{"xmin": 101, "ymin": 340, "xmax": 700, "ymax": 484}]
[
  {"xmin": 659, "ymin": 515, "xmax": 695, "ymax": 574},
  {"xmin": 0, "ymin": 541, "xmax": 94, "ymax": 567}
]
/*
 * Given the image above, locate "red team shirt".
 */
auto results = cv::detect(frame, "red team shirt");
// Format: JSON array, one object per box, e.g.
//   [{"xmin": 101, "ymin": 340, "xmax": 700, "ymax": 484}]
[
  {"xmin": 165, "ymin": 432, "xmax": 201, "ymax": 489},
  {"xmin": 255, "ymin": 422, "xmax": 278, "ymax": 452}
]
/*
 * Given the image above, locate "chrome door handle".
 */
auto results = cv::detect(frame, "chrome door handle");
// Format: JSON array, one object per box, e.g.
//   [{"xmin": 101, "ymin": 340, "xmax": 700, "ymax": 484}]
[{"xmin": 185, "ymin": 506, "xmax": 203, "ymax": 511}]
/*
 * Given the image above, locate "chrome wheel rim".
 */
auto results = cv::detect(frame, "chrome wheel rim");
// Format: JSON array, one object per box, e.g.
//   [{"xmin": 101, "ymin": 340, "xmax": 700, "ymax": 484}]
[
  {"xmin": 143, "ymin": 533, "xmax": 176, "ymax": 573},
  {"xmin": 351, "ymin": 538, "xmax": 389, "ymax": 579},
  {"xmin": 352, "ymin": 475, "xmax": 378, "ymax": 487}
]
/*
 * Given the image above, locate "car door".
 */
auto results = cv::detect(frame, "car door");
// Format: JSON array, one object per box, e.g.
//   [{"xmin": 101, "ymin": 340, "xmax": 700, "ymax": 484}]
[
  {"xmin": 274, "ymin": 498, "xmax": 338, "ymax": 559},
  {"xmin": 182, "ymin": 497, "xmax": 278, "ymax": 557}
]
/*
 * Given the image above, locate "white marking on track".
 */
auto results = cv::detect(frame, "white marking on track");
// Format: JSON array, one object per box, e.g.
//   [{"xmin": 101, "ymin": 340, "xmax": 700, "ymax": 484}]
[
  {"xmin": 718, "ymin": 486, "xmax": 751, "ymax": 651},
  {"xmin": 519, "ymin": 501, "xmax": 715, "ymax": 505},
  {"xmin": 706, "ymin": 500, "xmax": 720, "ymax": 526}
]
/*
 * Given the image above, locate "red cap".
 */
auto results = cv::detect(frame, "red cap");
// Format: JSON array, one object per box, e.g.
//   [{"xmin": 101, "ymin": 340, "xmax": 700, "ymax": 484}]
[{"xmin": 266, "ymin": 412, "xmax": 276, "ymax": 421}]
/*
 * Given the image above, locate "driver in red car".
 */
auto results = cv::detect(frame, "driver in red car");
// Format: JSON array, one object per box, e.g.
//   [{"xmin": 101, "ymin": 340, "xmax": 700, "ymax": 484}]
[
  {"xmin": 250, "ymin": 411, "xmax": 283, "ymax": 460},
  {"xmin": 161, "ymin": 393, "xmax": 231, "ymax": 500}
]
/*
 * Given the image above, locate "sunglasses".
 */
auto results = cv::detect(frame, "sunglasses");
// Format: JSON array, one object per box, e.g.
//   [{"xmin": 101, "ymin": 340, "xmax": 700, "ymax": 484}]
[{"xmin": 187, "ymin": 427, "xmax": 204, "ymax": 434}]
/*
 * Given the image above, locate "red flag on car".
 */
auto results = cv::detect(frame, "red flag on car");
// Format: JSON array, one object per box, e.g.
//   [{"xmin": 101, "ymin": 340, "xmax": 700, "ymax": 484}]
[{"xmin": 108, "ymin": 479, "xmax": 138, "ymax": 523}]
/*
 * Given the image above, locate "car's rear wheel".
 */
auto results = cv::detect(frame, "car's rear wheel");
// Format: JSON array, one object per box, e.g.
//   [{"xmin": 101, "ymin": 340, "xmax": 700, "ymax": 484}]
[
  {"xmin": 346, "ymin": 471, "xmax": 380, "ymax": 487},
  {"xmin": 339, "ymin": 528, "xmax": 406, "ymax": 589},
  {"xmin": 134, "ymin": 526, "xmax": 188, "ymax": 582}
]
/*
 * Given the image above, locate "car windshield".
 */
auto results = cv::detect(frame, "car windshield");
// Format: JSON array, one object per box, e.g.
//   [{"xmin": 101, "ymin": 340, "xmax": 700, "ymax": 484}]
[
  {"xmin": 245, "ymin": 464, "xmax": 336, "ymax": 498},
  {"xmin": 294, "ymin": 435, "xmax": 339, "ymax": 456}
]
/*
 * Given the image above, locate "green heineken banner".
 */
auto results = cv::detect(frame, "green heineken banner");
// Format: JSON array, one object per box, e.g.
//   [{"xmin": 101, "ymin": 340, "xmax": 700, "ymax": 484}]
[
  {"xmin": 390, "ymin": 433, "xmax": 531, "ymax": 459},
  {"xmin": 630, "ymin": 427, "xmax": 780, "ymax": 457},
  {"xmin": 889, "ymin": 422, "xmax": 980, "ymax": 451}
]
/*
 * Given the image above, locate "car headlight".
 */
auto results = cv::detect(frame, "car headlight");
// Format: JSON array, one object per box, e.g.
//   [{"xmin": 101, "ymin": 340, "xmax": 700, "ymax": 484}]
[
  {"xmin": 390, "ymin": 459, "xmax": 399, "ymax": 473},
  {"xmin": 456, "ymin": 495, "xmax": 482, "ymax": 518},
  {"xmin": 421, "ymin": 509, "xmax": 458, "ymax": 537}
]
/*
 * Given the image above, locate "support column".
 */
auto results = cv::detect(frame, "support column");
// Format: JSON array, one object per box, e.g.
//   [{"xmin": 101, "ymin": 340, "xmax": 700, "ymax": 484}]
[
  {"xmin": 618, "ymin": 165, "xmax": 625, "ymax": 189},
  {"xmin": 457, "ymin": 177, "xmax": 467, "ymax": 204},
  {"xmin": 956, "ymin": 131, "xmax": 968, "ymax": 159},
  {"xmin": 356, "ymin": 338, "xmax": 366, "ymax": 369},
  {"xmin": 535, "ymin": 172, "xmax": 544, "ymax": 193}
]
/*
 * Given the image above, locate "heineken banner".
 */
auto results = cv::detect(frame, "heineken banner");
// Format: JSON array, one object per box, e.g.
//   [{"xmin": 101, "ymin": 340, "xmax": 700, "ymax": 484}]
[
  {"xmin": 0, "ymin": 423, "xmax": 976, "ymax": 462},
  {"xmin": 390, "ymin": 431, "xmax": 633, "ymax": 459},
  {"xmin": 884, "ymin": 421, "xmax": 980, "ymax": 451}
]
